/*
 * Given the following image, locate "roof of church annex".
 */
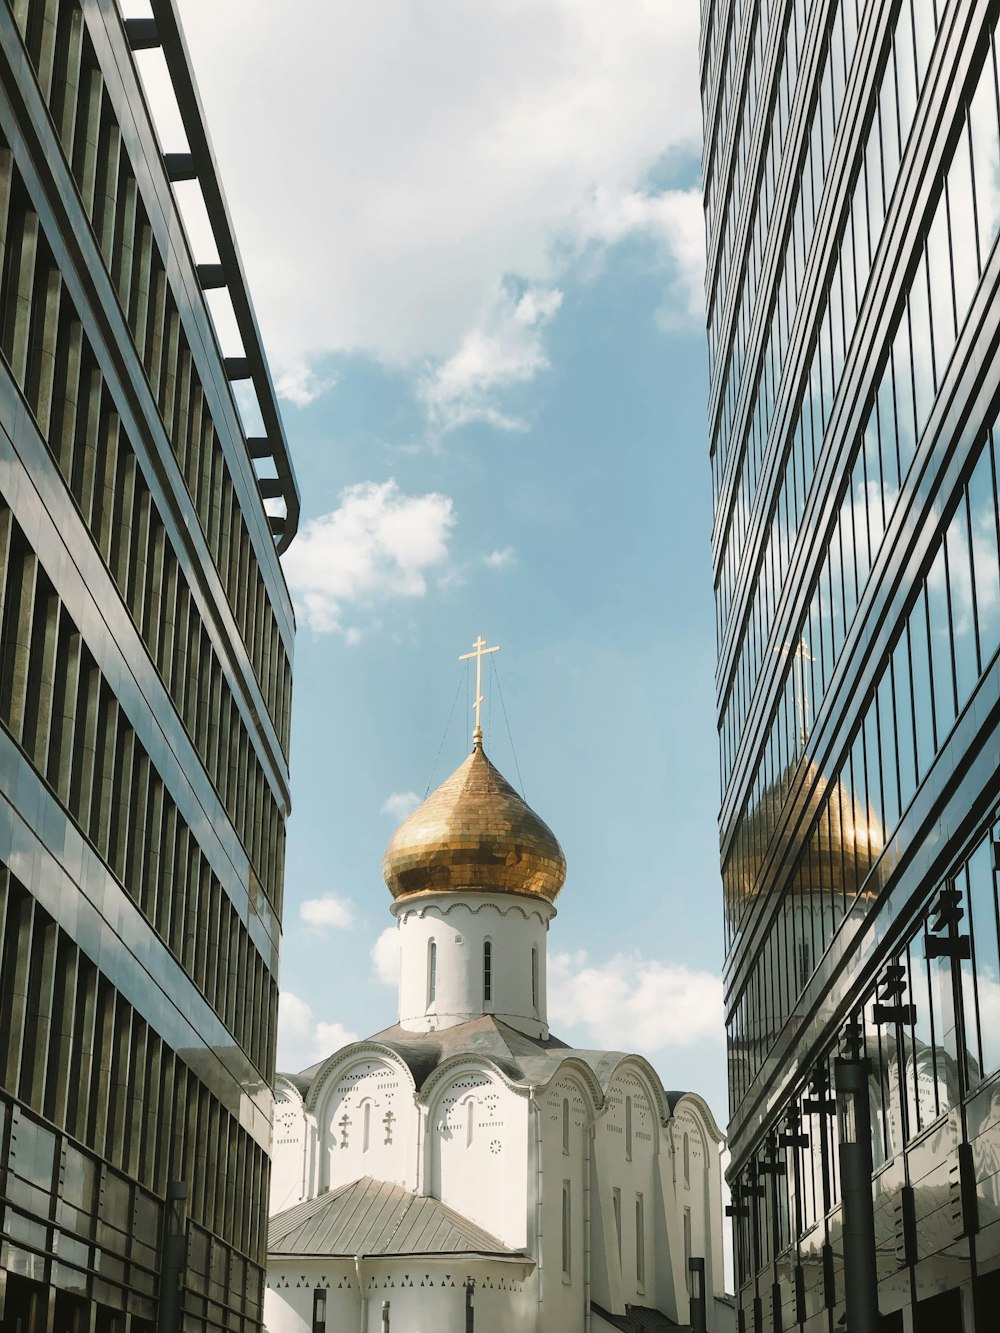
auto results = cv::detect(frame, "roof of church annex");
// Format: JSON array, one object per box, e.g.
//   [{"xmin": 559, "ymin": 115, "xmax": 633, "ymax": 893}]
[
  {"xmin": 283, "ymin": 1016, "xmax": 723, "ymax": 1139},
  {"xmin": 269, "ymin": 1176, "xmax": 524, "ymax": 1260},
  {"xmin": 381, "ymin": 740, "xmax": 567, "ymax": 903}
]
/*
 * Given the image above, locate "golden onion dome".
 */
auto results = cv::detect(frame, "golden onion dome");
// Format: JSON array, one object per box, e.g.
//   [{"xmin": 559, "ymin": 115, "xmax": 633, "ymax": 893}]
[{"xmin": 382, "ymin": 742, "xmax": 567, "ymax": 902}]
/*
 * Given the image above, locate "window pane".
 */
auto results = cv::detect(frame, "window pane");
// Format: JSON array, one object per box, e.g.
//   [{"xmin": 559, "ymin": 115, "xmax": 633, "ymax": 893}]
[
  {"xmin": 909, "ymin": 595, "xmax": 935, "ymax": 779},
  {"xmin": 970, "ymin": 436, "xmax": 1000, "ymax": 665},
  {"xmin": 969, "ymin": 41, "xmax": 1000, "ymax": 267},
  {"xmin": 948, "ymin": 123, "xmax": 980, "ymax": 324},
  {"xmin": 966, "ymin": 839, "xmax": 1000, "ymax": 1081},
  {"xmin": 946, "ymin": 493, "xmax": 978, "ymax": 705},
  {"xmin": 893, "ymin": 636, "xmax": 917, "ymax": 811}
]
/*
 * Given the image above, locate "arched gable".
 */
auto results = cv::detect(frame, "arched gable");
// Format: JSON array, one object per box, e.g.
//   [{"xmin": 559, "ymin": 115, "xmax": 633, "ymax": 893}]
[
  {"xmin": 602, "ymin": 1055, "xmax": 672, "ymax": 1125},
  {"xmin": 304, "ymin": 1041, "xmax": 417, "ymax": 1118},
  {"xmin": 669, "ymin": 1090, "xmax": 725, "ymax": 1145},
  {"xmin": 306, "ymin": 1043, "xmax": 418, "ymax": 1194},
  {"xmin": 425, "ymin": 1058, "xmax": 528, "ymax": 1250},
  {"xmin": 270, "ymin": 1077, "xmax": 310, "ymax": 1215},
  {"xmin": 537, "ymin": 1056, "xmax": 605, "ymax": 1113}
]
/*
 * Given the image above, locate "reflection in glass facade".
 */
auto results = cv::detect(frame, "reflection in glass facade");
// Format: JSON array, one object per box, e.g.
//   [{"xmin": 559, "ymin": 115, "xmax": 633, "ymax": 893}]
[
  {"xmin": 0, "ymin": 2, "xmax": 297, "ymax": 1329},
  {"xmin": 703, "ymin": 0, "xmax": 1000, "ymax": 1326}
]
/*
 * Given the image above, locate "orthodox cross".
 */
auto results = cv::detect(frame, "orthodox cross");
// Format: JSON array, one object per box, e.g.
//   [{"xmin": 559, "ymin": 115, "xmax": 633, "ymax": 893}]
[
  {"xmin": 459, "ymin": 635, "xmax": 500, "ymax": 745},
  {"xmin": 339, "ymin": 1113, "xmax": 351, "ymax": 1148},
  {"xmin": 383, "ymin": 1109, "xmax": 395, "ymax": 1146}
]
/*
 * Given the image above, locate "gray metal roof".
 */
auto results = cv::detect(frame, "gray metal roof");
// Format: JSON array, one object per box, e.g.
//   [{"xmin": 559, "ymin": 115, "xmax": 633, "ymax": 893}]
[{"xmin": 269, "ymin": 1177, "xmax": 522, "ymax": 1259}]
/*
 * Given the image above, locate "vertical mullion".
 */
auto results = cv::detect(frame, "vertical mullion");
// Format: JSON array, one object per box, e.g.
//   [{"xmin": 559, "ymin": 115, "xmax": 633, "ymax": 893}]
[
  {"xmin": 94, "ymin": 404, "xmax": 121, "ymax": 562},
  {"xmin": 54, "ymin": 7, "xmax": 85, "ymax": 160},
  {"xmin": 73, "ymin": 61, "xmax": 104, "ymax": 219},
  {"xmin": 4, "ymin": 541, "xmax": 39, "ymax": 743},
  {"xmin": 48, "ymin": 625, "xmax": 81, "ymax": 804},
  {"xmin": 93, "ymin": 112, "xmax": 121, "ymax": 267},
  {"xmin": 53, "ymin": 311, "xmax": 84, "ymax": 482},
  {"xmin": 73, "ymin": 361, "xmax": 103, "ymax": 524},
  {"xmin": 31, "ymin": 261, "xmax": 62, "ymax": 437},
  {"xmin": 9, "ymin": 207, "xmax": 39, "ymax": 387},
  {"xmin": 44, "ymin": 935, "xmax": 77, "ymax": 1126}
]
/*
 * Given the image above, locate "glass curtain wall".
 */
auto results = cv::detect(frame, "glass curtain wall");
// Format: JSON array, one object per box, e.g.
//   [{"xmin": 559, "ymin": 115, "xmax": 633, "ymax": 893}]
[{"xmin": 702, "ymin": 0, "xmax": 1000, "ymax": 1327}]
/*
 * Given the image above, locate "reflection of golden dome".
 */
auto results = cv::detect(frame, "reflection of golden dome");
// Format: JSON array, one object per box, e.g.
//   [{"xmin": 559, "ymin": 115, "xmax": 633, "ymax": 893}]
[
  {"xmin": 382, "ymin": 743, "xmax": 567, "ymax": 902},
  {"xmin": 735, "ymin": 758, "xmax": 884, "ymax": 905}
]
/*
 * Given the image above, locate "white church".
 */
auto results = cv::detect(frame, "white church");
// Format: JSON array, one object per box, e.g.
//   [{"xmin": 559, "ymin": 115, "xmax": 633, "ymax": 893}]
[{"xmin": 265, "ymin": 644, "xmax": 732, "ymax": 1333}]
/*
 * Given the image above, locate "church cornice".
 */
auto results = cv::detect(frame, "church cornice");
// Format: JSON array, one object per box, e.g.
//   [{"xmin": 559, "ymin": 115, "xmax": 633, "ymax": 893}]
[{"xmin": 391, "ymin": 892, "xmax": 553, "ymax": 926}]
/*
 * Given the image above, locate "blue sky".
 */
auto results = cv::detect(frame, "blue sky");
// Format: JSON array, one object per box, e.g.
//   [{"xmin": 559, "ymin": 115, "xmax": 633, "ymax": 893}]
[{"xmin": 154, "ymin": 1, "xmax": 728, "ymax": 1124}]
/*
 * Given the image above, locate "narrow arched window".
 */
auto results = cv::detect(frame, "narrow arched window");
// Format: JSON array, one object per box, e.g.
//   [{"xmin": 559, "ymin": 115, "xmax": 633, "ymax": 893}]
[
  {"xmin": 562, "ymin": 1098, "xmax": 570, "ymax": 1154},
  {"xmin": 625, "ymin": 1095, "xmax": 633, "ymax": 1162},
  {"xmin": 427, "ymin": 939, "xmax": 437, "ymax": 1006},
  {"xmin": 683, "ymin": 1132, "xmax": 690, "ymax": 1185},
  {"xmin": 483, "ymin": 940, "xmax": 492, "ymax": 1003},
  {"xmin": 561, "ymin": 1180, "xmax": 571, "ymax": 1278},
  {"xmin": 362, "ymin": 1103, "xmax": 371, "ymax": 1153},
  {"xmin": 531, "ymin": 946, "xmax": 538, "ymax": 1012},
  {"xmin": 466, "ymin": 1099, "xmax": 474, "ymax": 1148},
  {"xmin": 635, "ymin": 1193, "xmax": 645, "ymax": 1287}
]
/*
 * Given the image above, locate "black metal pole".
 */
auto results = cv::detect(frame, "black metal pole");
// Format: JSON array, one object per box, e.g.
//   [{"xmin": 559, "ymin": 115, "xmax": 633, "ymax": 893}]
[
  {"xmin": 157, "ymin": 1181, "xmax": 187, "ymax": 1333},
  {"xmin": 834, "ymin": 1057, "xmax": 879, "ymax": 1333}
]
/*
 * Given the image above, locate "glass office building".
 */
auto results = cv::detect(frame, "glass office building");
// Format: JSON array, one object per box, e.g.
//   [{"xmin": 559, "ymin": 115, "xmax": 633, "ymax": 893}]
[
  {"xmin": 702, "ymin": 0, "xmax": 1000, "ymax": 1328},
  {"xmin": 0, "ymin": 1, "xmax": 297, "ymax": 1329}
]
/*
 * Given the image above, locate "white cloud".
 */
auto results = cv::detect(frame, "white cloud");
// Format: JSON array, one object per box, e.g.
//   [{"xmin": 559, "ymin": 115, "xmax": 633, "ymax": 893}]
[
  {"xmin": 276, "ymin": 991, "xmax": 358, "ymax": 1071},
  {"xmin": 382, "ymin": 791, "xmax": 422, "ymax": 821},
  {"xmin": 418, "ymin": 283, "xmax": 563, "ymax": 433},
  {"xmin": 484, "ymin": 546, "xmax": 517, "ymax": 569},
  {"xmin": 300, "ymin": 894, "xmax": 354, "ymax": 931},
  {"xmin": 572, "ymin": 185, "xmax": 706, "ymax": 322},
  {"xmin": 274, "ymin": 365, "xmax": 336, "ymax": 407},
  {"xmin": 548, "ymin": 950, "xmax": 724, "ymax": 1053},
  {"xmin": 171, "ymin": 1, "xmax": 704, "ymax": 420},
  {"xmin": 281, "ymin": 480, "xmax": 455, "ymax": 633},
  {"xmin": 372, "ymin": 926, "xmax": 401, "ymax": 987}
]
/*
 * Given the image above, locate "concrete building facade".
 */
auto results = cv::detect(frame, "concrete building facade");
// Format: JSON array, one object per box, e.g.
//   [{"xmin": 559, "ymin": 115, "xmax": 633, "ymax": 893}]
[{"xmin": 0, "ymin": 2, "xmax": 297, "ymax": 1329}]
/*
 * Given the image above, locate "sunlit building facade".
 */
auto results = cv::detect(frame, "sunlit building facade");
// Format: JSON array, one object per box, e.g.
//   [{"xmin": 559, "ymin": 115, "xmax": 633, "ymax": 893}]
[
  {"xmin": 702, "ymin": 0, "xmax": 1000, "ymax": 1328},
  {"xmin": 0, "ymin": 1, "xmax": 297, "ymax": 1329}
]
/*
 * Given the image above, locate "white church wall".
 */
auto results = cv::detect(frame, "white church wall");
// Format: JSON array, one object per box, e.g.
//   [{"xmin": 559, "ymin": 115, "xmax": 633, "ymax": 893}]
[
  {"xmin": 310, "ymin": 1052, "xmax": 418, "ymax": 1195},
  {"xmin": 265, "ymin": 1261, "xmax": 359, "ymax": 1333},
  {"xmin": 270, "ymin": 1081, "xmax": 310, "ymax": 1215},
  {"xmin": 266, "ymin": 1258, "xmax": 536, "ymax": 1333},
  {"xmin": 538, "ymin": 1072, "xmax": 595, "ymax": 1333},
  {"xmin": 393, "ymin": 893, "xmax": 552, "ymax": 1037},
  {"xmin": 591, "ymin": 1063, "xmax": 684, "ymax": 1322},
  {"xmin": 671, "ymin": 1094, "xmax": 729, "ymax": 1319},
  {"xmin": 672, "ymin": 1102, "xmax": 709, "ymax": 1289},
  {"xmin": 428, "ymin": 1064, "xmax": 529, "ymax": 1248}
]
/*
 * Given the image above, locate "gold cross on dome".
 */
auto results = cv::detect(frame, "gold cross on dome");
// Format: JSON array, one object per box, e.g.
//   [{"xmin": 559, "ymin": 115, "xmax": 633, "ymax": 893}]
[{"xmin": 459, "ymin": 634, "xmax": 500, "ymax": 745}]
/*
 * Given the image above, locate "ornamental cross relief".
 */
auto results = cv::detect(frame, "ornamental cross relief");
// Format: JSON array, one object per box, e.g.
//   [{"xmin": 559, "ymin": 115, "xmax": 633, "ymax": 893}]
[{"xmin": 383, "ymin": 1110, "xmax": 395, "ymax": 1146}]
